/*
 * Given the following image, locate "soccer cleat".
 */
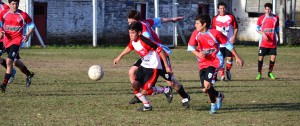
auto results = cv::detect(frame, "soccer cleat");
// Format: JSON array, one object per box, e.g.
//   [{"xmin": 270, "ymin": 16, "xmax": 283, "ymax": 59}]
[
  {"xmin": 216, "ymin": 92, "xmax": 224, "ymax": 110},
  {"xmin": 138, "ymin": 105, "xmax": 153, "ymax": 111},
  {"xmin": 8, "ymin": 69, "xmax": 17, "ymax": 84},
  {"xmin": 164, "ymin": 86, "xmax": 173, "ymax": 103},
  {"xmin": 129, "ymin": 96, "xmax": 142, "ymax": 104},
  {"xmin": 26, "ymin": 72, "xmax": 34, "ymax": 87},
  {"xmin": 256, "ymin": 73, "xmax": 262, "ymax": 80},
  {"xmin": 220, "ymin": 76, "xmax": 225, "ymax": 81},
  {"xmin": 182, "ymin": 95, "xmax": 190, "ymax": 109},
  {"xmin": 268, "ymin": 72, "xmax": 275, "ymax": 80},
  {"xmin": 0, "ymin": 84, "xmax": 6, "ymax": 93},
  {"xmin": 210, "ymin": 103, "xmax": 218, "ymax": 114},
  {"xmin": 226, "ymin": 71, "xmax": 231, "ymax": 81}
]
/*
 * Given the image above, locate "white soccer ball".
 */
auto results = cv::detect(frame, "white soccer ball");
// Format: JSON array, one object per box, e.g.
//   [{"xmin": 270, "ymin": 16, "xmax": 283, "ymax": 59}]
[{"xmin": 88, "ymin": 65, "xmax": 104, "ymax": 81}]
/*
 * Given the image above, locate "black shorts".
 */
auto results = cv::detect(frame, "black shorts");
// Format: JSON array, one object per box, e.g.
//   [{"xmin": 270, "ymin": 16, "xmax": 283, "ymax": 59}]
[
  {"xmin": 135, "ymin": 66, "xmax": 159, "ymax": 90},
  {"xmin": 132, "ymin": 58, "xmax": 142, "ymax": 66},
  {"xmin": 158, "ymin": 56, "xmax": 173, "ymax": 81},
  {"xmin": 6, "ymin": 44, "xmax": 20, "ymax": 60},
  {"xmin": 0, "ymin": 42, "xmax": 5, "ymax": 56},
  {"xmin": 199, "ymin": 66, "xmax": 218, "ymax": 88},
  {"xmin": 219, "ymin": 47, "xmax": 232, "ymax": 58},
  {"xmin": 258, "ymin": 47, "xmax": 277, "ymax": 56},
  {"xmin": 133, "ymin": 57, "xmax": 173, "ymax": 81}
]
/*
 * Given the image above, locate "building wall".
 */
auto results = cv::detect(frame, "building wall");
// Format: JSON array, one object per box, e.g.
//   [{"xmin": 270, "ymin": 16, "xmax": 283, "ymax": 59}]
[{"xmin": 7, "ymin": 0, "xmax": 298, "ymax": 45}]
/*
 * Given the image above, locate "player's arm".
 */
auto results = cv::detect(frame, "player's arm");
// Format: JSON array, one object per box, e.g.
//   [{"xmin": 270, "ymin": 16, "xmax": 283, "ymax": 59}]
[
  {"xmin": 218, "ymin": 31, "xmax": 244, "ymax": 67},
  {"xmin": 230, "ymin": 15, "xmax": 238, "ymax": 44},
  {"xmin": 113, "ymin": 46, "xmax": 132, "ymax": 65},
  {"xmin": 256, "ymin": 18, "xmax": 268, "ymax": 41},
  {"xmin": 161, "ymin": 17, "xmax": 184, "ymax": 23},
  {"xmin": 187, "ymin": 30, "xmax": 206, "ymax": 58},
  {"xmin": 23, "ymin": 13, "xmax": 35, "ymax": 42}
]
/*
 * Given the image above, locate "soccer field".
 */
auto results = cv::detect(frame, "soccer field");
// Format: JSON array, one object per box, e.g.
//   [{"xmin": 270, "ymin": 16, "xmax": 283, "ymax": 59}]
[{"xmin": 0, "ymin": 46, "xmax": 299, "ymax": 125}]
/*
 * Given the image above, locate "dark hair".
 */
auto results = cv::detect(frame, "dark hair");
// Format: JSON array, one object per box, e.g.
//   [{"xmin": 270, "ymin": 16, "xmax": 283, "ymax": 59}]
[
  {"xmin": 128, "ymin": 21, "xmax": 142, "ymax": 33},
  {"xmin": 264, "ymin": 3, "xmax": 272, "ymax": 10},
  {"xmin": 9, "ymin": 0, "xmax": 19, "ymax": 3},
  {"xmin": 195, "ymin": 14, "xmax": 211, "ymax": 29},
  {"xmin": 218, "ymin": 2, "xmax": 227, "ymax": 9},
  {"xmin": 127, "ymin": 10, "xmax": 141, "ymax": 21}
]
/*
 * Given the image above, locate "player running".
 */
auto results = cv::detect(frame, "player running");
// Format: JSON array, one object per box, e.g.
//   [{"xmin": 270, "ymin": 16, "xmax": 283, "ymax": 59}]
[
  {"xmin": 0, "ymin": 0, "xmax": 35, "ymax": 93},
  {"xmin": 187, "ymin": 14, "xmax": 244, "ymax": 114},
  {"xmin": 126, "ymin": 10, "xmax": 191, "ymax": 108},
  {"xmin": 212, "ymin": 2, "xmax": 238, "ymax": 81},
  {"xmin": 114, "ymin": 22, "xmax": 172, "ymax": 111},
  {"xmin": 256, "ymin": 3, "xmax": 280, "ymax": 80}
]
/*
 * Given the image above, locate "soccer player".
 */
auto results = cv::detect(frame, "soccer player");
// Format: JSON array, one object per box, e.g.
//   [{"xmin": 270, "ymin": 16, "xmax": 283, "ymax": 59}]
[
  {"xmin": 0, "ymin": 0, "xmax": 35, "ymax": 93},
  {"xmin": 256, "ymin": 3, "xmax": 280, "ymax": 80},
  {"xmin": 114, "ymin": 22, "xmax": 172, "ymax": 111},
  {"xmin": 126, "ymin": 10, "xmax": 191, "ymax": 108},
  {"xmin": 0, "ymin": 0, "xmax": 17, "ymax": 84},
  {"xmin": 187, "ymin": 14, "xmax": 244, "ymax": 114},
  {"xmin": 212, "ymin": 2, "xmax": 238, "ymax": 81}
]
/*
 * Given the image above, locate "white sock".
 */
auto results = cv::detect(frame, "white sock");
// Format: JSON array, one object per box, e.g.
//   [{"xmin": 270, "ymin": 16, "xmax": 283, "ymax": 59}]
[{"xmin": 135, "ymin": 93, "xmax": 150, "ymax": 107}]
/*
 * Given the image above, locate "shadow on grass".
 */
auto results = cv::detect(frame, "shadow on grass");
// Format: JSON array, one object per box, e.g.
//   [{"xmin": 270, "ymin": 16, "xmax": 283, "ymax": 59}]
[{"xmin": 192, "ymin": 103, "xmax": 300, "ymax": 112}]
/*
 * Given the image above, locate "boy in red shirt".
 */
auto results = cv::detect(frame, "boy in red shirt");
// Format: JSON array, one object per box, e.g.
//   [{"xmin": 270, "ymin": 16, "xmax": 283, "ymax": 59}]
[
  {"xmin": 114, "ymin": 22, "xmax": 172, "ymax": 111},
  {"xmin": 0, "ymin": 0, "xmax": 34, "ymax": 93},
  {"xmin": 256, "ymin": 3, "xmax": 280, "ymax": 80},
  {"xmin": 188, "ymin": 14, "xmax": 244, "ymax": 114}
]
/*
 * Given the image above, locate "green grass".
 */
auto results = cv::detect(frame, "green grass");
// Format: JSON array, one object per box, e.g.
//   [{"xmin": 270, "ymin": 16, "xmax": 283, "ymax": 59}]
[{"xmin": 0, "ymin": 46, "xmax": 299, "ymax": 125}]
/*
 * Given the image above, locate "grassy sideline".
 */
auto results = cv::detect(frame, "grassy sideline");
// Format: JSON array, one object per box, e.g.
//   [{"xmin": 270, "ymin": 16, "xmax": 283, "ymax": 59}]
[{"xmin": 0, "ymin": 46, "xmax": 299, "ymax": 125}]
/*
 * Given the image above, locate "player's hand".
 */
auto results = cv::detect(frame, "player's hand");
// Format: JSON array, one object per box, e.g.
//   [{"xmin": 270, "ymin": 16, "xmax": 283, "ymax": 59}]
[
  {"xmin": 113, "ymin": 57, "xmax": 121, "ymax": 65},
  {"xmin": 165, "ymin": 66, "xmax": 173, "ymax": 74},
  {"xmin": 197, "ymin": 51, "xmax": 206, "ymax": 58},
  {"xmin": 262, "ymin": 33, "xmax": 269, "ymax": 41},
  {"xmin": 0, "ymin": 31, "xmax": 4, "ymax": 39},
  {"xmin": 236, "ymin": 58, "xmax": 244, "ymax": 67},
  {"xmin": 172, "ymin": 17, "xmax": 184, "ymax": 22}
]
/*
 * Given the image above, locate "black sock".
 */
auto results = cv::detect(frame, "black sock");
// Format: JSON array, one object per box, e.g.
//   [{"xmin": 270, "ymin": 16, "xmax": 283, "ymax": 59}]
[
  {"xmin": 21, "ymin": 66, "xmax": 31, "ymax": 76},
  {"xmin": 2, "ymin": 73, "xmax": 11, "ymax": 85},
  {"xmin": 177, "ymin": 85, "xmax": 189, "ymax": 99},
  {"xmin": 269, "ymin": 60, "xmax": 275, "ymax": 72},
  {"xmin": 1, "ymin": 59, "xmax": 6, "ymax": 68},
  {"xmin": 207, "ymin": 87, "xmax": 218, "ymax": 103},
  {"xmin": 258, "ymin": 60, "xmax": 263, "ymax": 73}
]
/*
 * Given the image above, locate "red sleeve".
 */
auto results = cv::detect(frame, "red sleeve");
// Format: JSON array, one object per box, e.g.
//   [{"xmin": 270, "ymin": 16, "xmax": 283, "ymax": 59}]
[
  {"xmin": 127, "ymin": 41, "xmax": 134, "ymax": 50},
  {"xmin": 0, "ymin": 10, "xmax": 6, "ymax": 32},
  {"xmin": 257, "ymin": 15, "xmax": 263, "ymax": 26},
  {"xmin": 211, "ymin": 16, "xmax": 217, "ymax": 29},
  {"xmin": 188, "ymin": 29, "xmax": 199, "ymax": 46},
  {"xmin": 3, "ymin": 4, "xmax": 9, "ymax": 9},
  {"xmin": 212, "ymin": 29, "xmax": 228, "ymax": 45},
  {"xmin": 143, "ymin": 19, "xmax": 154, "ymax": 27},
  {"xmin": 23, "ymin": 12, "xmax": 33, "ymax": 25},
  {"xmin": 229, "ymin": 14, "xmax": 238, "ymax": 29}
]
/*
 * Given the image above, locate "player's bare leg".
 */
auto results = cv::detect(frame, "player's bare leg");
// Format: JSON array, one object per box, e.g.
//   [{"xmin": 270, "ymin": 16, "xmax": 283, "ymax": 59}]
[{"xmin": 128, "ymin": 66, "xmax": 143, "ymax": 104}]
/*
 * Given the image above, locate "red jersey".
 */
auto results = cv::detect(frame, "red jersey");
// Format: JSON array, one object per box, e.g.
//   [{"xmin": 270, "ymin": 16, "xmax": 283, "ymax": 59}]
[
  {"xmin": 0, "ymin": 9, "xmax": 33, "ymax": 48},
  {"xmin": 188, "ymin": 29, "xmax": 228, "ymax": 70},
  {"xmin": 128, "ymin": 36, "xmax": 163, "ymax": 69},
  {"xmin": 0, "ymin": 2, "xmax": 9, "ymax": 42},
  {"xmin": 140, "ymin": 18, "xmax": 162, "ymax": 44},
  {"xmin": 257, "ymin": 14, "xmax": 279, "ymax": 48},
  {"xmin": 212, "ymin": 14, "xmax": 238, "ymax": 47}
]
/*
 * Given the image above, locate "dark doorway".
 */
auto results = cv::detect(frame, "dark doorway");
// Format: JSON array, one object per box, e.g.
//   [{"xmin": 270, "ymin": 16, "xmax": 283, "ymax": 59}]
[{"xmin": 33, "ymin": 2, "xmax": 47, "ymax": 45}]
